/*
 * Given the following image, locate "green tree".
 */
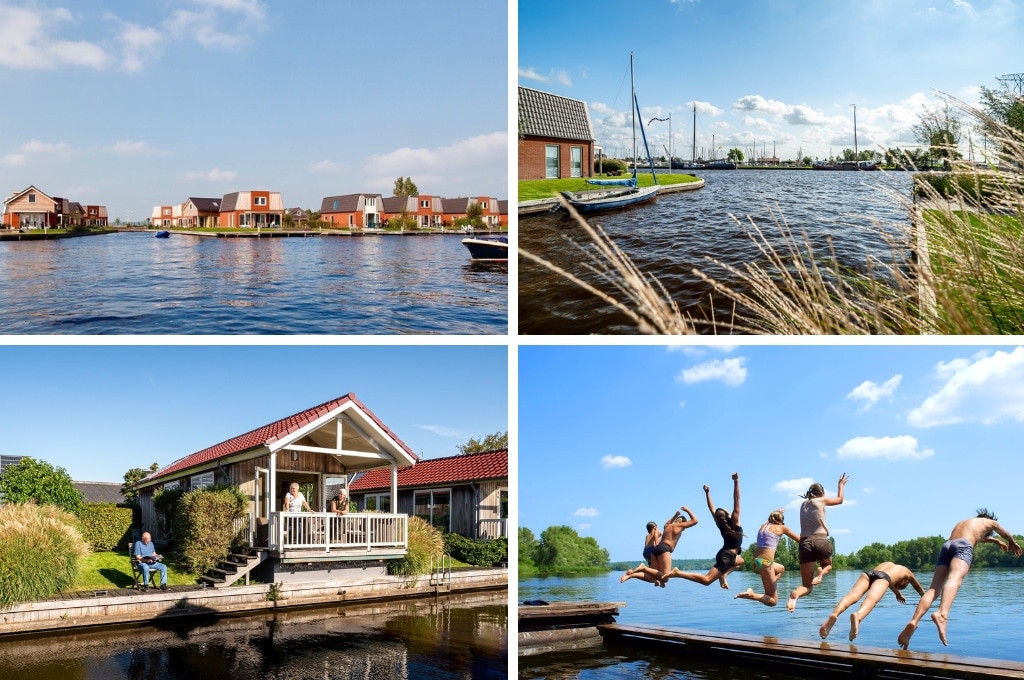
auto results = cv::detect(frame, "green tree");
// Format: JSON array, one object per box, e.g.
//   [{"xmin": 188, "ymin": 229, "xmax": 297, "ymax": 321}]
[
  {"xmin": 913, "ymin": 102, "xmax": 963, "ymax": 165},
  {"xmin": 519, "ymin": 527, "xmax": 538, "ymax": 565},
  {"xmin": 533, "ymin": 525, "xmax": 609, "ymax": 570},
  {"xmin": 801, "ymin": 156, "xmax": 812, "ymax": 166},
  {"xmin": 726, "ymin": 148, "xmax": 744, "ymax": 162},
  {"xmin": 0, "ymin": 457, "xmax": 83, "ymax": 515},
  {"xmin": 979, "ymin": 83, "xmax": 1024, "ymax": 135},
  {"xmin": 393, "ymin": 176, "xmax": 419, "ymax": 197},
  {"xmin": 456, "ymin": 431, "xmax": 508, "ymax": 454},
  {"xmin": 466, "ymin": 201, "xmax": 485, "ymax": 229},
  {"xmin": 121, "ymin": 462, "xmax": 160, "ymax": 507}
]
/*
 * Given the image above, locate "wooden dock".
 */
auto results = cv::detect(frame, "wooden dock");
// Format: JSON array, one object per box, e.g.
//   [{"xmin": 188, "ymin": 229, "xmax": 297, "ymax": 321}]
[
  {"xmin": 519, "ymin": 601, "xmax": 624, "ymax": 657},
  {"xmin": 600, "ymin": 623, "xmax": 1024, "ymax": 680}
]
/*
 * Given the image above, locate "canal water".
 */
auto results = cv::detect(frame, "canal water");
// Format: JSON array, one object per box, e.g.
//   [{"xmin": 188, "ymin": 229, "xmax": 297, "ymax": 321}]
[
  {"xmin": 0, "ymin": 592, "xmax": 507, "ymax": 679},
  {"xmin": 519, "ymin": 568, "xmax": 1024, "ymax": 677},
  {"xmin": 0, "ymin": 233, "xmax": 507, "ymax": 334},
  {"xmin": 519, "ymin": 169, "xmax": 915, "ymax": 334}
]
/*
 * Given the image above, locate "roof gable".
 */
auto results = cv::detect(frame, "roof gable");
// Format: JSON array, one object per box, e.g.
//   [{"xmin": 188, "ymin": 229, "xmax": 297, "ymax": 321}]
[
  {"xmin": 189, "ymin": 197, "xmax": 221, "ymax": 212},
  {"xmin": 519, "ymin": 86, "xmax": 594, "ymax": 142},
  {"xmin": 4, "ymin": 185, "xmax": 56, "ymax": 208},
  {"xmin": 349, "ymin": 449, "xmax": 507, "ymax": 491}
]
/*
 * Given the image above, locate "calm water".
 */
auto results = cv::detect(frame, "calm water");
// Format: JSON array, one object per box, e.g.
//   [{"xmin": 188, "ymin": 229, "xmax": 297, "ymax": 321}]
[
  {"xmin": 520, "ymin": 568, "xmax": 1024, "ymax": 677},
  {"xmin": 0, "ymin": 592, "xmax": 507, "ymax": 679},
  {"xmin": 0, "ymin": 233, "xmax": 507, "ymax": 334},
  {"xmin": 519, "ymin": 169, "xmax": 914, "ymax": 334}
]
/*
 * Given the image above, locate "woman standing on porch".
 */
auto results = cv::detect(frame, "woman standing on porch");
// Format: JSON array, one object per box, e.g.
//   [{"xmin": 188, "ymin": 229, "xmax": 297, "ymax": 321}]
[
  {"xmin": 284, "ymin": 483, "xmax": 312, "ymax": 512},
  {"xmin": 330, "ymin": 490, "xmax": 349, "ymax": 515}
]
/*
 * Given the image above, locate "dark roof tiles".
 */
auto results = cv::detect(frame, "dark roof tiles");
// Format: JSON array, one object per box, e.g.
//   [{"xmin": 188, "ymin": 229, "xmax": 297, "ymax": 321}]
[{"xmin": 519, "ymin": 86, "xmax": 594, "ymax": 141}]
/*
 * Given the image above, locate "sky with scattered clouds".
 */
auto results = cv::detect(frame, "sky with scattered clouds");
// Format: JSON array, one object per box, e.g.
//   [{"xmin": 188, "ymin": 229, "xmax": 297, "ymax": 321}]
[
  {"xmin": 0, "ymin": 0, "xmax": 507, "ymax": 222},
  {"xmin": 518, "ymin": 0, "xmax": 1023, "ymax": 162},
  {"xmin": 520, "ymin": 344, "xmax": 1024, "ymax": 561},
  {"xmin": 0, "ymin": 345, "xmax": 508, "ymax": 483}
]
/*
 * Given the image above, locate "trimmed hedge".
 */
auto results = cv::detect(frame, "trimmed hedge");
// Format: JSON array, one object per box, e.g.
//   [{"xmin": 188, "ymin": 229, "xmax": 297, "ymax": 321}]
[
  {"xmin": 169, "ymin": 485, "xmax": 248, "ymax": 576},
  {"xmin": 77, "ymin": 503, "xmax": 134, "ymax": 551},
  {"xmin": 443, "ymin": 533, "xmax": 508, "ymax": 567},
  {"xmin": 387, "ymin": 516, "xmax": 443, "ymax": 576},
  {"xmin": 0, "ymin": 503, "xmax": 90, "ymax": 609}
]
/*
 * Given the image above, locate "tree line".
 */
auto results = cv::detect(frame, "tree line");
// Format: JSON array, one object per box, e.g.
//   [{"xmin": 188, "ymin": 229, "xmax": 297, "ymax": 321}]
[{"xmin": 519, "ymin": 526, "xmax": 609, "ymax": 574}]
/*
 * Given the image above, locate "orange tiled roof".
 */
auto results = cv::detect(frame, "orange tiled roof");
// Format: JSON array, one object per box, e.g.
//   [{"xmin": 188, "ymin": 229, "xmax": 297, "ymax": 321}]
[{"xmin": 349, "ymin": 448, "xmax": 507, "ymax": 491}]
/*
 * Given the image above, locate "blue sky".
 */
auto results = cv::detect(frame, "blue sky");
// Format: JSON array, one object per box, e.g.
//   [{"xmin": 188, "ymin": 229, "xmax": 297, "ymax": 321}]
[
  {"xmin": 519, "ymin": 0, "xmax": 1022, "ymax": 162},
  {"xmin": 0, "ymin": 345, "xmax": 507, "ymax": 483},
  {"xmin": 0, "ymin": 1, "xmax": 507, "ymax": 223},
  {"xmin": 520, "ymin": 344, "xmax": 1024, "ymax": 562}
]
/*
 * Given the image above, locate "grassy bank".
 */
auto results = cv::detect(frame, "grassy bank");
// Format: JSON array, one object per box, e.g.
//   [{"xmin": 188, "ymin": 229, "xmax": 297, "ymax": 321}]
[
  {"xmin": 518, "ymin": 173, "xmax": 701, "ymax": 202},
  {"xmin": 71, "ymin": 551, "xmax": 197, "ymax": 591}
]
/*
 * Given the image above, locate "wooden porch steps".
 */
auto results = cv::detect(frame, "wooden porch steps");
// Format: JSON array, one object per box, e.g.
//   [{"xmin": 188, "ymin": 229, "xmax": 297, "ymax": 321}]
[{"xmin": 199, "ymin": 550, "xmax": 268, "ymax": 588}]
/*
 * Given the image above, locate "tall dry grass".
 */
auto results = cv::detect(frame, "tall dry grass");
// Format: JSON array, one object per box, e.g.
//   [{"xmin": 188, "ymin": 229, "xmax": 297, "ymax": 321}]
[
  {"xmin": 520, "ymin": 96, "xmax": 1024, "ymax": 335},
  {"xmin": 0, "ymin": 502, "xmax": 90, "ymax": 610}
]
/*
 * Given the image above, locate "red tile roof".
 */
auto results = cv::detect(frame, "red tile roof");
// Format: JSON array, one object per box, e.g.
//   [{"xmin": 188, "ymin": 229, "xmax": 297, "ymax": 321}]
[
  {"xmin": 349, "ymin": 449, "xmax": 507, "ymax": 491},
  {"xmin": 142, "ymin": 393, "xmax": 417, "ymax": 485}
]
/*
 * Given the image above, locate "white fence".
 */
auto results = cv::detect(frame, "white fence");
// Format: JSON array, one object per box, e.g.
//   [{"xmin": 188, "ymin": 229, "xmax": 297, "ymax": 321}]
[
  {"xmin": 269, "ymin": 512, "xmax": 408, "ymax": 553},
  {"xmin": 478, "ymin": 518, "xmax": 508, "ymax": 539}
]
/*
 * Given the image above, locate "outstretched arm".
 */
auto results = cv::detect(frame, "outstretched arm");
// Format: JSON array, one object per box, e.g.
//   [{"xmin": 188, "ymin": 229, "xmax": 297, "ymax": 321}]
[
  {"xmin": 990, "ymin": 523, "xmax": 1023, "ymax": 556},
  {"xmin": 704, "ymin": 485, "xmax": 715, "ymax": 516},
  {"xmin": 782, "ymin": 525, "xmax": 800, "ymax": 542},
  {"xmin": 731, "ymin": 472, "xmax": 740, "ymax": 524},
  {"xmin": 680, "ymin": 506, "xmax": 698, "ymax": 529},
  {"xmin": 824, "ymin": 473, "xmax": 849, "ymax": 507},
  {"xmin": 908, "ymin": 572, "xmax": 925, "ymax": 597}
]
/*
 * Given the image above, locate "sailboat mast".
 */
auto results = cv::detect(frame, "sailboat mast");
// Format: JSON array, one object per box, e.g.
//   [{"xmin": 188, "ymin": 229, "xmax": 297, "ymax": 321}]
[
  {"xmin": 692, "ymin": 104, "xmax": 696, "ymax": 164},
  {"xmin": 630, "ymin": 52, "xmax": 637, "ymax": 172},
  {"xmin": 852, "ymin": 104, "xmax": 858, "ymax": 159}
]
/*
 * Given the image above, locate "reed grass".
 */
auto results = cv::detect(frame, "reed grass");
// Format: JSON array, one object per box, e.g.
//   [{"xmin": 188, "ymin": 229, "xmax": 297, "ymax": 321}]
[
  {"xmin": 520, "ymin": 96, "xmax": 1024, "ymax": 335},
  {"xmin": 0, "ymin": 503, "xmax": 90, "ymax": 610},
  {"xmin": 387, "ymin": 516, "xmax": 443, "ymax": 576}
]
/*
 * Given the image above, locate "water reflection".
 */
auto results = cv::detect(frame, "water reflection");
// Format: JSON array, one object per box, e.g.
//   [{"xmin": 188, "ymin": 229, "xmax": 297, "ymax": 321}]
[{"xmin": 0, "ymin": 592, "xmax": 506, "ymax": 679}]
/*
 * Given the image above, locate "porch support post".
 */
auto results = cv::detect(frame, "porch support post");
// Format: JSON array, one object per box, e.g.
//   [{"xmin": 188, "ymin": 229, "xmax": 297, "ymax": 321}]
[
  {"xmin": 390, "ymin": 460, "xmax": 398, "ymax": 513},
  {"xmin": 269, "ymin": 451, "xmax": 277, "ymax": 517}
]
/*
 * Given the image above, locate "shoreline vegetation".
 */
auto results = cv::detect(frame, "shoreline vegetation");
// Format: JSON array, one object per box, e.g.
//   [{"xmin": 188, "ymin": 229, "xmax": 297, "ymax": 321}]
[
  {"xmin": 518, "ymin": 94, "xmax": 1024, "ymax": 335},
  {"xmin": 518, "ymin": 173, "xmax": 702, "ymax": 202}
]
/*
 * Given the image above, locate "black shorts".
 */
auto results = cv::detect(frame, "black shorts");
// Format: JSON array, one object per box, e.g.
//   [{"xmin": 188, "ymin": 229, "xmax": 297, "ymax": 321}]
[
  {"xmin": 649, "ymin": 542, "xmax": 673, "ymax": 558},
  {"xmin": 798, "ymin": 535, "xmax": 832, "ymax": 564},
  {"xmin": 714, "ymin": 546, "xmax": 739, "ymax": 573}
]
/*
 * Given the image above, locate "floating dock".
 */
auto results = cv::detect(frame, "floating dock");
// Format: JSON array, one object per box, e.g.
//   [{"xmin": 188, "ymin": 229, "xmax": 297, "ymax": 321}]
[{"xmin": 519, "ymin": 601, "xmax": 623, "ymax": 656}]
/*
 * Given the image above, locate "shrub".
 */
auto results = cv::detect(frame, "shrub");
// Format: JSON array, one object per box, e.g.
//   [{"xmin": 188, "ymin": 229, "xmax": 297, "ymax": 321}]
[
  {"xmin": 593, "ymin": 158, "xmax": 627, "ymax": 175},
  {"xmin": 170, "ymin": 485, "xmax": 248, "ymax": 576},
  {"xmin": 387, "ymin": 516, "xmax": 443, "ymax": 576},
  {"xmin": 77, "ymin": 503, "xmax": 134, "ymax": 551},
  {"xmin": 0, "ymin": 503, "xmax": 90, "ymax": 609},
  {"xmin": 0, "ymin": 457, "xmax": 83, "ymax": 515},
  {"xmin": 443, "ymin": 533, "xmax": 508, "ymax": 566}
]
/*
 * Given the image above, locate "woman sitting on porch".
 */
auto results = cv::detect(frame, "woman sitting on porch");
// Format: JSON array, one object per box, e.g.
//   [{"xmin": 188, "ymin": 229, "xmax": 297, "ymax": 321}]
[
  {"xmin": 284, "ymin": 483, "xmax": 312, "ymax": 512},
  {"xmin": 329, "ymin": 490, "xmax": 349, "ymax": 515}
]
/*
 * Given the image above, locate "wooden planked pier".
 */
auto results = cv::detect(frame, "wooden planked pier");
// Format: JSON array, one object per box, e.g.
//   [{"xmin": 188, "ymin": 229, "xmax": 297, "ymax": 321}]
[
  {"xmin": 600, "ymin": 623, "xmax": 1024, "ymax": 680},
  {"xmin": 519, "ymin": 601, "xmax": 624, "ymax": 657}
]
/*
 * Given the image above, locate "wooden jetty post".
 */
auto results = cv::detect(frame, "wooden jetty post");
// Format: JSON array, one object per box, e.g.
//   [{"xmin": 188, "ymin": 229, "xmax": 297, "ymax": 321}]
[{"xmin": 519, "ymin": 601, "xmax": 624, "ymax": 657}]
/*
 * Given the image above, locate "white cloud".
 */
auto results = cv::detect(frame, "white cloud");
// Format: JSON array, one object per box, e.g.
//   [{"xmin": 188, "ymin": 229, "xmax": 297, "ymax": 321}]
[
  {"xmin": 836, "ymin": 435, "xmax": 934, "ymax": 460},
  {"xmin": 666, "ymin": 345, "xmax": 736, "ymax": 356},
  {"xmin": 166, "ymin": 0, "xmax": 268, "ymax": 50},
  {"xmin": 687, "ymin": 101, "xmax": 723, "ymax": 117},
  {"xmin": 362, "ymin": 132, "xmax": 506, "ymax": 195},
  {"xmin": 106, "ymin": 140, "xmax": 167, "ymax": 156},
  {"xmin": 908, "ymin": 347, "xmax": 1024, "ymax": 427},
  {"xmin": 678, "ymin": 357, "xmax": 747, "ymax": 386},
  {"xmin": 181, "ymin": 168, "xmax": 237, "ymax": 182},
  {"xmin": 847, "ymin": 374, "xmax": 902, "ymax": 411},
  {"xmin": 574, "ymin": 507, "xmax": 598, "ymax": 517},
  {"xmin": 785, "ymin": 104, "xmax": 837, "ymax": 126},
  {"xmin": 773, "ymin": 478, "xmax": 814, "ymax": 495},
  {"xmin": 19, "ymin": 140, "xmax": 70, "ymax": 154},
  {"xmin": 310, "ymin": 160, "xmax": 343, "ymax": 173},
  {"xmin": 742, "ymin": 116, "xmax": 776, "ymax": 130},
  {"xmin": 417, "ymin": 425, "xmax": 466, "ymax": 439},
  {"xmin": 518, "ymin": 66, "xmax": 572, "ymax": 86},
  {"xmin": 0, "ymin": 154, "xmax": 26, "ymax": 167},
  {"xmin": 601, "ymin": 455, "xmax": 632, "ymax": 469},
  {"xmin": 115, "ymin": 20, "xmax": 162, "ymax": 72},
  {"xmin": 0, "ymin": 5, "xmax": 110, "ymax": 70},
  {"xmin": 733, "ymin": 95, "xmax": 790, "ymax": 116}
]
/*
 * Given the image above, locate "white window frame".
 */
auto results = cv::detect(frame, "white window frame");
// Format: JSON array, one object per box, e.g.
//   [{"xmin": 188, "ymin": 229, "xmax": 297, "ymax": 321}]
[
  {"xmin": 254, "ymin": 196, "xmax": 267, "ymax": 207},
  {"xmin": 498, "ymin": 487, "xmax": 508, "ymax": 519},
  {"xmin": 163, "ymin": 480, "xmax": 180, "ymax": 491},
  {"xmin": 191, "ymin": 471, "xmax": 214, "ymax": 489},
  {"xmin": 570, "ymin": 146, "xmax": 583, "ymax": 178},
  {"xmin": 364, "ymin": 493, "xmax": 391, "ymax": 512},
  {"xmin": 545, "ymin": 145, "xmax": 560, "ymax": 178},
  {"xmin": 420, "ymin": 199, "xmax": 429, "ymax": 208}
]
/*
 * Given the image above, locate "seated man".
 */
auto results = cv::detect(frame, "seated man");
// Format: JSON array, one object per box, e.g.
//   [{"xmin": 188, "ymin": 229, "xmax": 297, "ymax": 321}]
[{"xmin": 134, "ymin": 531, "xmax": 168, "ymax": 591}]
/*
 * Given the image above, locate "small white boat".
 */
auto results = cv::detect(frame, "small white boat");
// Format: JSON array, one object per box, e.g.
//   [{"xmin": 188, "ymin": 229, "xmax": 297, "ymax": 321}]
[{"xmin": 462, "ymin": 235, "xmax": 508, "ymax": 262}]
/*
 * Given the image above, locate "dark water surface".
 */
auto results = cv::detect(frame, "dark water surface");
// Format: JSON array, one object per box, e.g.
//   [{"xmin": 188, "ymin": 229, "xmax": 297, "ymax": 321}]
[
  {"xmin": 519, "ymin": 170, "xmax": 914, "ymax": 334},
  {"xmin": 0, "ymin": 233, "xmax": 507, "ymax": 334},
  {"xmin": 520, "ymin": 569, "xmax": 1024, "ymax": 677},
  {"xmin": 0, "ymin": 592, "xmax": 507, "ymax": 679}
]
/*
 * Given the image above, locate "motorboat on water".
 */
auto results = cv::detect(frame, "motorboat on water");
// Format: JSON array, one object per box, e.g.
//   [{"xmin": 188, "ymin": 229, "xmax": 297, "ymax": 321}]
[
  {"xmin": 462, "ymin": 235, "xmax": 508, "ymax": 261},
  {"xmin": 155, "ymin": 230, "xmax": 170, "ymax": 238}
]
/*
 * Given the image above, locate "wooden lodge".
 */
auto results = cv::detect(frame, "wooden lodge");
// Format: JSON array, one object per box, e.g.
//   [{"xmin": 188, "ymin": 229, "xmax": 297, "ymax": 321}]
[{"xmin": 135, "ymin": 393, "xmax": 418, "ymax": 584}]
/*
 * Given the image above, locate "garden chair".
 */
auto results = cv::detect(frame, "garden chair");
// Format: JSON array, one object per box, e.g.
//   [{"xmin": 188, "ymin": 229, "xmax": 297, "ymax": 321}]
[{"xmin": 129, "ymin": 547, "xmax": 158, "ymax": 590}]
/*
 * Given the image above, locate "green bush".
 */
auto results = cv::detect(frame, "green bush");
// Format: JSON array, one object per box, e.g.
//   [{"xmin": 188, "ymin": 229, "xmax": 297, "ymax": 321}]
[
  {"xmin": 169, "ymin": 485, "xmax": 248, "ymax": 576},
  {"xmin": 77, "ymin": 503, "xmax": 134, "ymax": 551},
  {"xmin": 0, "ymin": 457, "xmax": 83, "ymax": 515},
  {"xmin": 0, "ymin": 503, "xmax": 90, "ymax": 609},
  {"xmin": 387, "ymin": 516, "xmax": 442, "ymax": 576},
  {"xmin": 443, "ymin": 533, "xmax": 507, "ymax": 566},
  {"xmin": 593, "ymin": 158, "xmax": 627, "ymax": 175}
]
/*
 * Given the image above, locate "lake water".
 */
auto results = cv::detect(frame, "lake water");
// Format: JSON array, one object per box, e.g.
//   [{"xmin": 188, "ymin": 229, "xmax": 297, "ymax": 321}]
[
  {"xmin": 0, "ymin": 233, "xmax": 507, "ymax": 334},
  {"xmin": 519, "ymin": 169, "xmax": 915, "ymax": 334},
  {"xmin": 519, "ymin": 569, "xmax": 1024, "ymax": 677},
  {"xmin": 0, "ymin": 591, "xmax": 507, "ymax": 679}
]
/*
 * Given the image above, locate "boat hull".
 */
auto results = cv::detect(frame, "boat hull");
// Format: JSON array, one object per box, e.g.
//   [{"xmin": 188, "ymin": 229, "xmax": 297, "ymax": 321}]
[
  {"xmin": 155, "ymin": 230, "xmax": 170, "ymax": 238},
  {"xmin": 560, "ymin": 185, "xmax": 659, "ymax": 213},
  {"xmin": 462, "ymin": 236, "xmax": 508, "ymax": 261}
]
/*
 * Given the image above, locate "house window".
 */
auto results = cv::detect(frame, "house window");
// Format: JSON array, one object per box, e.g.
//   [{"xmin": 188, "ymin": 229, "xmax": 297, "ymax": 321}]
[
  {"xmin": 163, "ymin": 208, "xmax": 170, "ymax": 215},
  {"xmin": 420, "ymin": 200, "xmax": 429, "ymax": 208},
  {"xmin": 28, "ymin": 193, "xmax": 36, "ymax": 203},
  {"xmin": 414, "ymin": 489, "xmax": 451, "ymax": 533},
  {"xmin": 571, "ymin": 146, "xmax": 583, "ymax": 177},
  {"xmin": 191, "ymin": 472, "xmax": 214, "ymax": 490},
  {"xmin": 366, "ymin": 197, "xmax": 376, "ymax": 207},
  {"xmin": 364, "ymin": 493, "xmax": 391, "ymax": 512},
  {"xmin": 332, "ymin": 200, "xmax": 338, "ymax": 211},
  {"xmin": 545, "ymin": 145, "xmax": 560, "ymax": 179},
  {"xmin": 348, "ymin": 215, "xmax": 353, "ymax": 226},
  {"xmin": 499, "ymin": 488, "xmax": 508, "ymax": 519},
  {"xmin": 254, "ymin": 196, "xmax": 267, "ymax": 207}
]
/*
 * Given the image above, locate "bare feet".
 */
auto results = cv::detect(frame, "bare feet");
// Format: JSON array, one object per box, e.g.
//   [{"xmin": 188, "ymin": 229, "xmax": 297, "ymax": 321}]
[
  {"xmin": 819, "ymin": 614, "xmax": 837, "ymax": 639},
  {"xmin": 735, "ymin": 588, "xmax": 755, "ymax": 601},
  {"xmin": 931, "ymin": 611, "xmax": 949, "ymax": 646},
  {"xmin": 786, "ymin": 596, "xmax": 798, "ymax": 613},
  {"xmin": 620, "ymin": 569, "xmax": 632, "ymax": 583},
  {"xmin": 719, "ymin": 576, "xmax": 730, "ymax": 590},
  {"xmin": 897, "ymin": 622, "xmax": 917, "ymax": 650},
  {"xmin": 849, "ymin": 613, "xmax": 860, "ymax": 641}
]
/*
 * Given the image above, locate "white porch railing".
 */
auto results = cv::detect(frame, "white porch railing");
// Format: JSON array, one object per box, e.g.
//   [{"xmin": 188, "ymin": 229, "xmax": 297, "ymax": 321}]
[
  {"xmin": 269, "ymin": 512, "xmax": 408, "ymax": 553},
  {"xmin": 233, "ymin": 514, "xmax": 252, "ymax": 546},
  {"xmin": 478, "ymin": 518, "xmax": 508, "ymax": 539}
]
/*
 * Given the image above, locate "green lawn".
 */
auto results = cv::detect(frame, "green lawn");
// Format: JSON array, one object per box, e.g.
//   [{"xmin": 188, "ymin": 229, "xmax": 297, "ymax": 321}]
[
  {"xmin": 72, "ymin": 551, "xmax": 197, "ymax": 591},
  {"xmin": 518, "ymin": 173, "xmax": 702, "ymax": 202}
]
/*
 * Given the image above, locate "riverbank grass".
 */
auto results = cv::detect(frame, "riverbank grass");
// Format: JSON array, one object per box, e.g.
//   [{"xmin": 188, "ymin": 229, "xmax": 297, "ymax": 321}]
[
  {"xmin": 518, "ymin": 173, "xmax": 701, "ymax": 202},
  {"xmin": 72, "ymin": 551, "xmax": 197, "ymax": 591}
]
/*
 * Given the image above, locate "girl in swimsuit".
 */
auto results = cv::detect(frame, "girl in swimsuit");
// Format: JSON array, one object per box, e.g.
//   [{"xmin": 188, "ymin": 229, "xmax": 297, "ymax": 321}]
[
  {"xmin": 735, "ymin": 509, "xmax": 800, "ymax": 607},
  {"xmin": 621, "ymin": 521, "xmax": 662, "ymax": 584},
  {"xmin": 786, "ymin": 473, "xmax": 848, "ymax": 612}
]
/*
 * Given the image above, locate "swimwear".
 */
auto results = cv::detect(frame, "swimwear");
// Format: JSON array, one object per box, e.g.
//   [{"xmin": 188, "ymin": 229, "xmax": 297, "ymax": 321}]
[
  {"xmin": 757, "ymin": 526, "xmax": 780, "ymax": 550},
  {"xmin": 643, "ymin": 545, "xmax": 655, "ymax": 566},
  {"xmin": 649, "ymin": 542, "xmax": 673, "ymax": 558},
  {"xmin": 798, "ymin": 534, "xmax": 833, "ymax": 564},
  {"xmin": 720, "ymin": 523, "xmax": 744, "ymax": 552},
  {"xmin": 937, "ymin": 537, "xmax": 974, "ymax": 567},
  {"xmin": 714, "ymin": 546, "xmax": 740, "ymax": 573},
  {"xmin": 753, "ymin": 557, "xmax": 775, "ymax": 572},
  {"xmin": 864, "ymin": 569, "xmax": 892, "ymax": 586}
]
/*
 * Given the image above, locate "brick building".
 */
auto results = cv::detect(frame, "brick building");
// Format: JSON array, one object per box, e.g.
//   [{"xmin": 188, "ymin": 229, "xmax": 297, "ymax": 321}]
[{"xmin": 518, "ymin": 86, "xmax": 595, "ymax": 181}]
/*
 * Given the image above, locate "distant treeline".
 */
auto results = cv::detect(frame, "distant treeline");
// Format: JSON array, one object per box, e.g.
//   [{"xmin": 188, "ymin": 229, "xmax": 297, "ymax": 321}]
[
  {"xmin": 609, "ymin": 559, "xmax": 713, "ymax": 572},
  {"xmin": 519, "ymin": 526, "xmax": 609, "ymax": 575}
]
